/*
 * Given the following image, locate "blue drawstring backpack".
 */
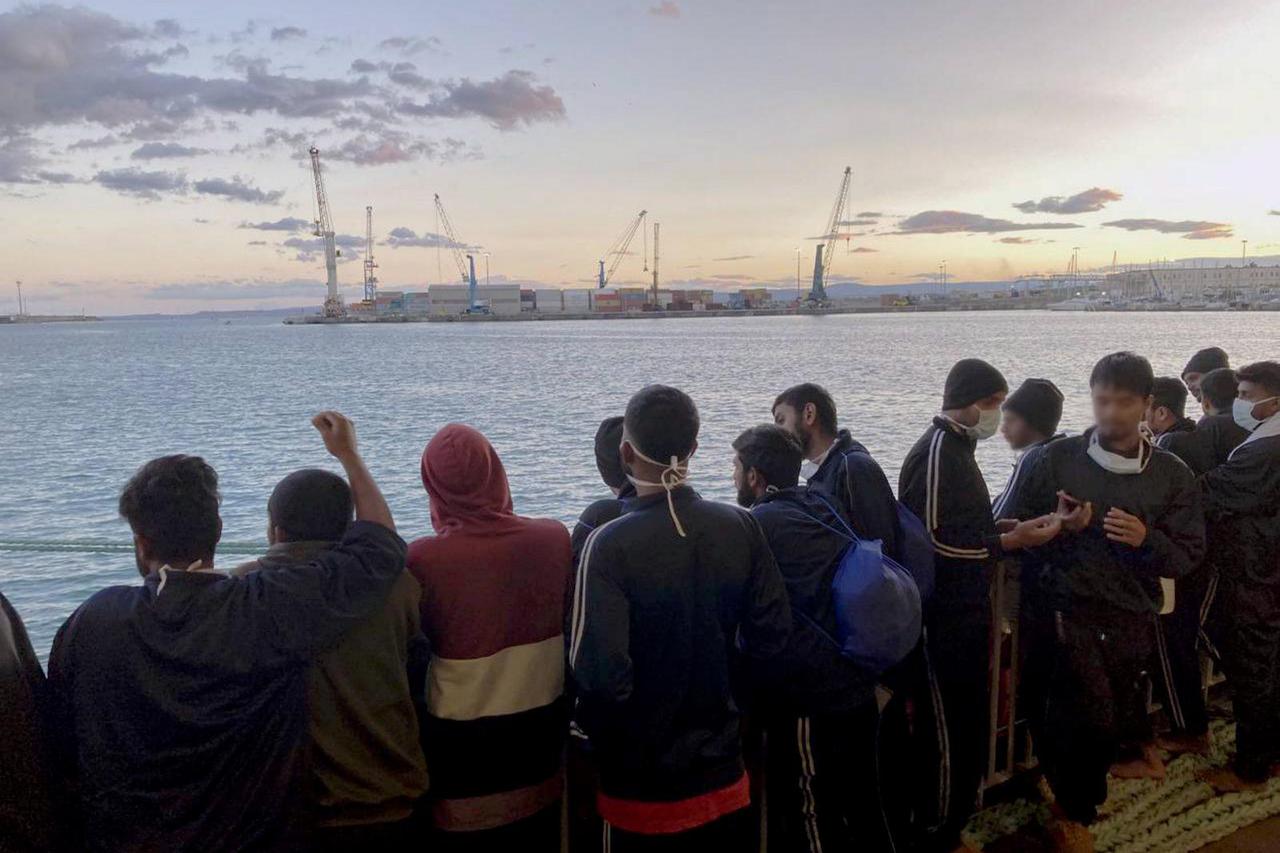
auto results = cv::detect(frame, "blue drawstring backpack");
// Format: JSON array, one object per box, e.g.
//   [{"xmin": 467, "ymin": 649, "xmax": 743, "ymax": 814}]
[
  {"xmin": 797, "ymin": 491, "xmax": 924, "ymax": 675},
  {"xmin": 894, "ymin": 501, "xmax": 935, "ymax": 604}
]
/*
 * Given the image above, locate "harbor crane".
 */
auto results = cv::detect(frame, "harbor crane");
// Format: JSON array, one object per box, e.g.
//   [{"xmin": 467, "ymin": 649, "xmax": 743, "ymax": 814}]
[
  {"xmin": 807, "ymin": 166, "xmax": 852, "ymax": 306},
  {"xmin": 309, "ymin": 146, "xmax": 344, "ymax": 318},
  {"xmin": 433, "ymin": 194, "xmax": 485, "ymax": 313},
  {"xmin": 598, "ymin": 210, "xmax": 648, "ymax": 289},
  {"xmin": 363, "ymin": 205, "xmax": 378, "ymax": 304},
  {"xmin": 651, "ymin": 222, "xmax": 660, "ymax": 307}
]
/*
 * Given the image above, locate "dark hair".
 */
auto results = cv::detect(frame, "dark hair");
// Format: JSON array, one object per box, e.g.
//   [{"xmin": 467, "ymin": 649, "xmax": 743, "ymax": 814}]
[
  {"xmin": 119, "ymin": 455, "xmax": 221, "ymax": 564},
  {"xmin": 733, "ymin": 425, "xmax": 804, "ymax": 490},
  {"xmin": 1199, "ymin": 368, "xmax": 1239, "ymax": 412},
  {"xmin": 1237, "ymin": 361, "xmax": 1280, "ymax": 397},
  {"xmin": 624, "ymin": 384, "xmax": 699, "ymax": 461},
  {"xmin": 1150, "ymin": 377, "xmax": 1188, "ymax": 418},
  {"xmin": 1089, "ymin": 351, "xmax": 1154, "ymax": 397},
  {"xmin": 268, "ymin": 469, "xmax": 353, "ymax": 542},
  {"xmin": 593, "ymin": 416, "xmax": 627, "ymax": 490},
  {"xmin": 772, "ymin": 383, "xmax": 837, "ymax": 434}
]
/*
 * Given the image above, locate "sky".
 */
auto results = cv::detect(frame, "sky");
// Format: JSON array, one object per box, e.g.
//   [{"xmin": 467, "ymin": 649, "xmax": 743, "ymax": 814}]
[{"xmin": 2, "ymin": 0, "xmax": 1279, "ymax": 315}]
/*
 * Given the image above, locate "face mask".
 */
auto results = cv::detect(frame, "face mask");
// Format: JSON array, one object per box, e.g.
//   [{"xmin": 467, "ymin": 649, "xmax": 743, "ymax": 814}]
[
  {"xmin": 1087, "ymin": 429, "xmax": 1150, "ymax": 475},
  {"xmin": 1233, "ymin": 396, "xmax": 1279, "ymax": 431},
  {"xmin": 973, "ymin": 407, "xmax": 1002, "ymax": 441},
  {"xmin": 626, "ymin": 443, "xmax": 692, "ymax": 537}
]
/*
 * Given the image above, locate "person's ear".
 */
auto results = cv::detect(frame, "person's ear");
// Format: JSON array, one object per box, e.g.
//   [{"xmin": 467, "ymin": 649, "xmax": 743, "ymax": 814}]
[
  {"xmin": 803, "ymin": 402, "xmax": 817, "ymax": 427},
  {"xmin": 620, "ymin": 441, "xmax": 637, "ymax": 467},
  {"xmin": 134, "ymin": 534, "xmax": 151, "ymax": 564},
  {"xmin": 688, "ymin": 438, "xmax": 699, "ymax": 457}
]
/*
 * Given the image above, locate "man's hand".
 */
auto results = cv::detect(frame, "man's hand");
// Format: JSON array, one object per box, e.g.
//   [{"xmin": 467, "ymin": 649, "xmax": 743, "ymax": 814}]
[
  {"xmin": 995, "ymin": 518, "xmax": 1018, "ymax": 534},
  {"xmin": 1002, "ymin": 514, "xmax": 1062, "ymax": 550},
  {"xmin": 1104, "ymin": 508, "xmax": 1147, "ymax": 547},
  {"xmin": 312, "ymin": 411, "xmax": 358, "ymax": 461},
  {"xmin": 1055, "ymin": 490, "xmax": 1093, "ymax": 534}
]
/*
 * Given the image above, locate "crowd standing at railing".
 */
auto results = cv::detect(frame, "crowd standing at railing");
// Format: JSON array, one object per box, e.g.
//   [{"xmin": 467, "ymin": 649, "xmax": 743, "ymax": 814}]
[{"xmin": 1, "ymin": 348, "xmax": 1278, "ymax": 853}]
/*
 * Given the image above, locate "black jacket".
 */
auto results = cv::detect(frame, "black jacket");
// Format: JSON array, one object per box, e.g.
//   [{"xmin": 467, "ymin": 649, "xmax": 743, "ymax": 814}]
[
  {"xmin": 899, "ymin": 417, "xmax": 1004, "ymax": 604},
  {"xmin": 571, "ymin": 482, "xmax": 637, "ymax": 569},
  {"xmin": 1156, "ymin": 417, "xmax": 1213, "ymax": 476},
  {"xmin": 1012, "ymin": 430, "xmax": 1205, "ymax": 614},
  {"xmin": 749, "ymin": 486, "xmax": 878, "ymax": 714},
  {"xmin": 568, "ymin": 486, "xmax": 790, "ymax": 802},
  {"xmin": 992, "ymin": 433, "xmax": 1066, "ymax": 521},
  {"xmin": 808, "ymin": 429, "xmax": 900, "ymax": 558},
  {"xmin": 47, "ymin": 521, "xmax": 407, "ymax": 852},
  {"xmin": 1198, "ymin": 412, "xmax": 1251, "ymax": 468},
  {"xmin": 1, "ymin": 593, "xmax": 59, "ymax": 853},
  {"xmin": 1201, "ymin": 433, "xmax": 1280, "ymax": 586}
]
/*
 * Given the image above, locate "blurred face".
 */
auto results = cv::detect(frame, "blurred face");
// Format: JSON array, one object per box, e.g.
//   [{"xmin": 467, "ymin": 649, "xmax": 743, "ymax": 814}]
[
  {"xmin": 772, "ymin": 403, "xmax": 815, "ymax": 455},
  {"xmin": 1092, "ymin": 383, "xmax": 1150, "ymax": 444},
  {"xmin": 999, "ymin": 409, "xmax": 1040, "ymax": 451},
  {"xmin": 1183, "ymin": 372, "xmax": 1203, "ymax": 402}
]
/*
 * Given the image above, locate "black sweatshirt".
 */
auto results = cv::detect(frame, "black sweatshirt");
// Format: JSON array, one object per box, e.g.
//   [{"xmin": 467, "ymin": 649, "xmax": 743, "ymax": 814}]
[
  {"xmin": 1197, "ymin": 412, "xmax": 1251, "ymax": 468},
  {"xmin": 993, "ymin": 433, "xmax": 1066, "ymax": 520},
  {"xmin": 46, "ymin": 521, "xmax": 407, "ymax": 852},
  {"xmin": 1011, "ymin": 430, "xmax": 1205, "ymax": 614},
  {"xmin": 899, "ymin": 417, "xmax": 1005, "ymax": 604},
  {"xmin": 1156, "ymin": 417, "xmax": 1213, "ymax": 476},
  {"xmin": 808, "ymin": 429, "xmax": 900, "ymax": 558},
  {"xmin": 1201, "ymin": 433, "xmax": 1280, "ymax": 586},
  {"xmin": 569, "ymin": 486, "xmax": 790, "ymax": 803}
]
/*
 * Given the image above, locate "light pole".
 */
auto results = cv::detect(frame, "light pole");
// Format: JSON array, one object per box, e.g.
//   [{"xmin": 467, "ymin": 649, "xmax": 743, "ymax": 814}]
[
  {"xmin": 1242, "ymin": 240, "xmax": 1248, "ymax": 263},
  {"xmin": 484, "ymin": 252, "xmax": 491, "ymax": 286}
]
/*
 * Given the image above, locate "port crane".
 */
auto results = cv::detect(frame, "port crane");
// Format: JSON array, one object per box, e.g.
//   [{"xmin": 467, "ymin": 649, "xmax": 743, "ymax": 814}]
[
  {"xmin": 807, "ymin": 166, "xmax": 852, "ymax": 306},
  {"xmin": 598, "ymin": 210, "xmax": 648, "ymax": 289},
  {"xmin": 433, "ymin": 194, "xmax": 485, "ymax": 312},
  {"xmin": 309, "ymin": 146, "xmax": 344, "ymax": 318},
  {"xmin": 363, "ymin": 205, "xmax": 378, "ymax": 304}
]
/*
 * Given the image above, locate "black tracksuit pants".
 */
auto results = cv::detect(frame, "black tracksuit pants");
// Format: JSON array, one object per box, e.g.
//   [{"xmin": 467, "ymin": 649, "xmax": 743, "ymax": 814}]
[
  {"xmin": 1153, "ymin": 564, "xmax": 1213, "ymax": 737},
  {"xmin": 1219, "ymin": 576, "xmax": 1280, "ymax": 780},
  {"xmin": 1026, "ymin": 605, "xmax": 1154, "ymax": 825},
  {"xmin": 765, "ymin": 703, "xmax": 894, "ymax": 853},
  {"xmin": 601, "ymin": 808, "xmax": 752, "ymax": 852}
]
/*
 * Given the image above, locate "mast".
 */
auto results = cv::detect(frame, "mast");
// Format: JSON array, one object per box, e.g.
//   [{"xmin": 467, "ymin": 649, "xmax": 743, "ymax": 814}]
[
  {"xmin": 363, "ymin": 206, "xmax": 378, "ymax": 303},
  {"xmin": 651, "ymin": 222, "xmax": 660, "ymax": 306}
]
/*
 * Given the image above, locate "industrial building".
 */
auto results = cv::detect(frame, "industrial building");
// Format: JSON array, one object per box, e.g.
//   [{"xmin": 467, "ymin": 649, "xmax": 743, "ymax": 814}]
[
  {"xmin": 428, "ymin": 284, "xmax": 522, "ymax": 316},
  {"xmin": 1105, "ymin": 264, "xmax": 1280, "ymax": 302}
]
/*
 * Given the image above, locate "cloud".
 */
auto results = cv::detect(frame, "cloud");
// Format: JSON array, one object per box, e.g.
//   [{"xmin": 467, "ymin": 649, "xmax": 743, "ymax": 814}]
[
  {"xmin": 856, "ymin": 211, "xmax": 882, "ymax": 218},
  {"xmin": 712, "ymin": 254, "xmax": 754, "ymax": 261},
  {"xmin": 284, "ymin": 233, "xmax": 364, "ymax": 263},
  {"xmin": 1102, "ymin": 218, "xmax": 1233, "ymax": 240},
  {"xmin": 998, "ymin": 236, "xmax": 1037, "ymax": 244},
  {"xmin": 247, "ymin": 239, "xmax": 267, "ymax": 245},
  {"xmin": 395, "ymin": 70, "xmax": 566, "ymax": 130},
  {"xmin": 849, "ymin": 247, "xmax": 878, "ymax": 253},
  {"xmin": 193, "ymin": 176, "xmax": 283, "ymax": 204},
  {"xmin": 350, "ymin": 58, "xmax": 382, "ymax": 73},
  {"xmin": 68, "ymin": 134, "xmax": 120, "ymax": 150},
  {"xmin": 1270, "ymin": 210, "xmax": 1280, "ymax": 216},
  {"xmin": 892, "ymin": 210, "xmax": 1083, "ymax": 234},
  {"xmin": 1013, "ymin": 187, "xmax": 1123, "ymax": 214},
  {"xmin": 649, "ymin": 1, "xmax": 681, "ymax": 18},
  {"xmin": 270, "ymin": 26, "xmax": 307, "ymax": 42},
  {"xmin": 131, "ymin": 142, "xmax": 208, "ymax": 159},
  {"xmin": 384, "ymin": 226, "xmax": 466, "ymax": 249},
  {"xmin": 379, "ymin": 36, "xmax": 442, "ymax": 55},
  {"xmin": 325, "ymin": 133, "xmax": 477, "ymax": 165},
  {"xmin": 94, "ymin": 167, "xmax": 187, "ymax": 199},
  {"xmin": 240, "ymin": 217, "xmax": 311, "ymax": 231},
  {"xmin": 386, "ymin": 61, "xmax": 432, "ymax": 90}
]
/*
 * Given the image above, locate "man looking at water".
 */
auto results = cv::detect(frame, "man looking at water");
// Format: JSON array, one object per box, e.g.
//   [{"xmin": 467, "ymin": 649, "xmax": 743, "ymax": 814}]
[
  {"xmin": 1012, "ymin": 352, "xmax": 1204, "ymax": 850},
  {"xmin": 47, "ymin": 412, "xmax": 407, "ymax": 851},
  {"xmin": 1181, "ymin": 346, "xmax": 1229, "ymax": 406},
  {"xmin": 1196, "ymin": 367, "xmax": 1250, "ymax": 465},
  {"xmin": 570, "ymin": 385, "xmax": 790, "ymax": 850},
  {"xmin": 1198, "ymin": 361, "xmax": 1280, "ymax": 792},
  {"xmin": 233, "ymin": 469, "xmax": 428, "ymax": 849},
  {"xmin": 1, "ymin": 592, "xmax": 59, "ymax": 852},
  {"xmin": 1147, "ymin": 377, "xmax": 1211, "ymax": 475},
  {"xmin": 898, "ymin": 358, "xmax": 1062, "ymax": 852},
  {"xmin": 733, "ymin": 423, "xmax": 895, "ymax": 853},
  {"xmin": 571, "ymin": 415, "xmax": 637, "ymax": 568}
]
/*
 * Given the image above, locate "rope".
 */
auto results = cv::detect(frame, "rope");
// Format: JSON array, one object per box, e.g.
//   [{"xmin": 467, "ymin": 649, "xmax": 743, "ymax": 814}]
[{"xmin": 0, "ymin": 539, "xmax": 266, "ymax": 556}]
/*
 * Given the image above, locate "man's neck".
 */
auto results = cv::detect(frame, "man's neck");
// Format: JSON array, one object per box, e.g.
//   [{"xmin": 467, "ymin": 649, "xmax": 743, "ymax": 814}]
[
  {"xmin": 808, "ymin": 431, "xmax": 837, "ymax": 463},
  {"xmin": 942, "ymin": 407, "xmax": 978, "ymax": 428},
  {"xmin": 1099, "ymin": 430, "xmax": 1142, "ymax": 456}
]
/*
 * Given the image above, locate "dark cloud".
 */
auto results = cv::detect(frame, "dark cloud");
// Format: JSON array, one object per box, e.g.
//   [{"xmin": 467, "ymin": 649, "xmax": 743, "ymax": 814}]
[
  {"xmin": 1102, "ymin": 218, "xmax": 1233, "ymax": 240},
  {"xmin": 998, "ymin": 236, "xmax": 1037, "ymax": 244},
  {"xmin": 387, "ymin": 61, "xmax": 432, "ymax": 90},
  {"xmin": 36, "ymin": 170, "xmax": 78, "ymax": 183},
  {"xmin": 349, "ymin": 58, "xmax": 383, "ymax": 73},
  {"xmin": 152, "ymin": 19, "xmax": 190, "ymax": 39},
  {"xmin": 395, "ymin": 70, "xmax": 566, "ymax": 130},
  {"xmin": 856, "ymin": 211, "xmax": 882, "ymax": 218},
  {"xmin": 131, "ymin": 142, "xmax": 208, "ymax": 159},
  {"xmin": 247, "ymin": 239, "xmax": 267, "ymax": 245},
  {"xmin": 325, "ymin": 133, "xmax": 477, "ymax": 165},
  {"xmin": 68, "ymin": 134, "xmax": 121, "ymax": 150},
  {"xmin": 849, "ymin": 247, "xmax": 878, "ymax": 253},
  {"xmin": 1013, "ymin": 187, "xmax": 1123, "ymax": 214},
  {"xmin": 892, "ymin": 211, "xmax": 1083, "ymax": 234},
  {"xmin": 712, "ymin": 254, "xmax": 754, "ymax": 261},
  {"xmin": 284, "ymin": 233, "xmax": 364, "ymax": 263},
  {"xmin": 649, "ymin": 1, "xmax": 681, "ymax": 18},
  {"xmin": 240, "ymin": 217, "xmax": 311, "ymax": 231},
  {"xmin": 270, "ymin": 26, "xmax": 307, "ymax": 42},
  {"xmin": 94, "ymin": 167, "xmax": 187, "ymax": 199},
  {"xmin": 379, "ymin": 36, "xmax": 442, "ymax": 55},
  {"xmin": 385, "ymin": 226, "xmax": 466, "ymax": 249},
  {"xmin": 193, "ymin": 176, "xmax": 283, "ymax": 204}
]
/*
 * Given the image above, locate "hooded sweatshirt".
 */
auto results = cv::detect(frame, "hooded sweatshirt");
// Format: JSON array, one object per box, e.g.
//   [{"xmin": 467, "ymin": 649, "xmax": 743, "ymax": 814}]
[
  {"xmin": 406, "ymin": 424, "xmax": 572, "ymax": 833},
  {"xmin": 46, "ymin": 521, "xmax": 407, "ymax": 852}
]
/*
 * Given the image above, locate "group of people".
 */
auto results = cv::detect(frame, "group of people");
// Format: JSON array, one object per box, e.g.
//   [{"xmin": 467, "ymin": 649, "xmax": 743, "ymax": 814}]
[{"xmin": 1, "ymin": 348, "xmax": 1277, "ymax": 853}]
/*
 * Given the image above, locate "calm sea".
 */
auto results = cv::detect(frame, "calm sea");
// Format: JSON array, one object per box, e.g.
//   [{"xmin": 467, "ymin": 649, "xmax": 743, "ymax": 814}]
[{"xmin": 2, "ymin": 310, "xmax": 1276, "ymax": 658}]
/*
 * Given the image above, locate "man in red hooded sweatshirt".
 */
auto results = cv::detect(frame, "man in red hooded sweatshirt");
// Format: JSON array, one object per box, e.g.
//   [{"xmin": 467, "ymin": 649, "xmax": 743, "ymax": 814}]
[{"xmin": 407, "ymin": 423, "xmax": 572, "ymax": 851}]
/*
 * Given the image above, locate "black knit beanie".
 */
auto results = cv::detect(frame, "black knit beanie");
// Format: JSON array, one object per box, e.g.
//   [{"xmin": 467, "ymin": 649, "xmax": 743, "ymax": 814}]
[
  {"xmin": 943, "ymin": 358, "xmax": 1008, "ymax": 409},
  {"xmin": 1002, "ymin": 378, "xmax": 1064, "ymax": 437},
  {"xmin": 593, "ymin": 416, "xmax": 627, "ymax": 490},
  {"xmin": 1182, "ymin": 347, "xmax": 1228, "ymax": 378}
]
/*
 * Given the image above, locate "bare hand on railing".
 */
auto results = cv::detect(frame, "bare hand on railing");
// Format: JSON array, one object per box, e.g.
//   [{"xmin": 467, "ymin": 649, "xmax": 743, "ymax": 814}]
[{"xmin": 1055, "ymin": 490, "xmax": 1093, "ymax": 533}]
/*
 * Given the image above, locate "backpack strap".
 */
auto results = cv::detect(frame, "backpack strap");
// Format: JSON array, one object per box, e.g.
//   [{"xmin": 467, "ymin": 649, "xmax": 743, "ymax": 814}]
[{"xmin": 799, "ymin": 488, "xmax": 861, "ymax": 543}]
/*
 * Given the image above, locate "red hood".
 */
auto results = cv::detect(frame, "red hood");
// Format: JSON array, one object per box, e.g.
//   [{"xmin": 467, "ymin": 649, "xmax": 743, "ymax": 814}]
[{"xmin": 420, "ymin": 423, "xmax": 516, "ymax": 533}]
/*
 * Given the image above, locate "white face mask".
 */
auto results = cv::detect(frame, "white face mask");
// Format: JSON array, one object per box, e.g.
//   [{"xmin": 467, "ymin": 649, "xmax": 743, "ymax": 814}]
[
  {"xmin": 1087, "ymin": 429, "xmax": 1151, "ymax": 475},
  {"xmin": 1233, "ymin": 396, "xmax": 1279, "ymax": 432},
  {"xmin": 625, "ymin": 443, "xmax": 692, "ymax": 537},
  {"xmin": 973, "ymin": 407, "xmax": 1002, "ymax": 441}
]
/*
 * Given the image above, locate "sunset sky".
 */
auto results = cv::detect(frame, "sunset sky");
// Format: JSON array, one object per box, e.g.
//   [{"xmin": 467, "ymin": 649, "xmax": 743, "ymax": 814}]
[{"xmin": 2, "ymin": 0, "xmax": 1279, "ymax": 314}]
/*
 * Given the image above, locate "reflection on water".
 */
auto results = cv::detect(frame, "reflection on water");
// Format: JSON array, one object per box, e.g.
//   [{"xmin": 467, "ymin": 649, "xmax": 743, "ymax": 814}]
[{"xmin": 2, "ymin": 310, "xmax": 1276, "ymax": 656}]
